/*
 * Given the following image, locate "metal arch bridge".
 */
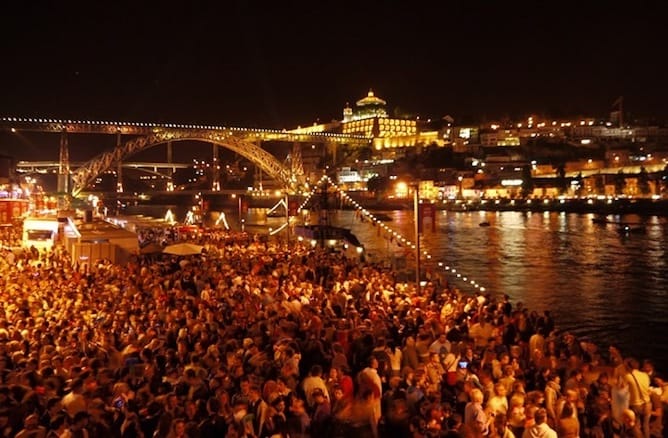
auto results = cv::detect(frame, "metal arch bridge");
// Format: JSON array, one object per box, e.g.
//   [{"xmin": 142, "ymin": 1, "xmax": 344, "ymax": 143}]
[
  {"xmin": 0, "ymin": 117, "xmax": 371, "ymax": 197},
  {"xmin": 16, "ymin": 161, "xmax": 191, "ymax": 171}
]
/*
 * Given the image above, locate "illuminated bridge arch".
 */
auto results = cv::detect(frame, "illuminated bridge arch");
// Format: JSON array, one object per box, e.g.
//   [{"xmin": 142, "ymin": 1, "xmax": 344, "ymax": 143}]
[{"xmin": 70, "ymin": 129, "xmax": 296, "ymax": 197}]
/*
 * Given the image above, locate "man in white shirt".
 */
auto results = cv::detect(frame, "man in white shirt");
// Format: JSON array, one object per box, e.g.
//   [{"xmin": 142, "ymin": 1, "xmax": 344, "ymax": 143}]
[
  {"xmin": 358, "ymin": 356, "xmax": 382, "ymax": 425},
  {"xmin": 624, "ymin": 358, "xmax": 651, "ymax": 438},
  {"xmin": 301, "ymin": 364, "xmax": 330, "ymax": 409}
]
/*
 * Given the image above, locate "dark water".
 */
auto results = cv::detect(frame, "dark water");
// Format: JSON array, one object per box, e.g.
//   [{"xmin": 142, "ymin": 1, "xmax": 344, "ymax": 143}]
[{"xmin": 124, "ymin": 204, "xmax": 668, "ymax": 372}]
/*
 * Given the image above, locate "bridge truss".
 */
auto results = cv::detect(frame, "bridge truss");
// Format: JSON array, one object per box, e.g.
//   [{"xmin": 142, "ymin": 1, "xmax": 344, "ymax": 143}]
[
  {"xmin": 1, "ymin": 117, "xmax": 371, "ymax": 197},
  {"xmin": 70, "ymin": 129, "xmax": 296, "ymax": 197}
]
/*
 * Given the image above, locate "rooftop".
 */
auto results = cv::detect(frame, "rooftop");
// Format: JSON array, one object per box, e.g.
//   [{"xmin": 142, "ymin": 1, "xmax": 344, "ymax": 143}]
[{"xmin": 356, "ymin": 89, "xmax": 387, "ymax": 107}]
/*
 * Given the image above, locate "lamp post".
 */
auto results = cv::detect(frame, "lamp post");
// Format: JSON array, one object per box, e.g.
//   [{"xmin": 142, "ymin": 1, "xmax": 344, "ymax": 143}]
[
  {"xmin": 414, "ymin": 182, "xmax": 421, "ymax": 294},
  {"xmin": 285, "ymin": 191, "xmax": 290, "ymax": 247},
  {"xmin": 237, "ymin": 195, "xmax": 242, "ymax": 226},
  {"xmin": 458, "ymin": 175, "xmax": 464, "ymax": 200}
]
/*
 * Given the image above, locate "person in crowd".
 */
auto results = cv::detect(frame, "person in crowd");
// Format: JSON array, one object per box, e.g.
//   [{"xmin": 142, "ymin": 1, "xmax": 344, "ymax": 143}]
[
  {"xmin": 624, "ymin": 357, "xmax": 652, "ymax": 438},
  {"xmin": 521, "ymin": 408, "xmax": 556, "ymax": 438},
  {"xmin": 0, "ymin": 222, "xmax": 665, "ymax": 438},
  {"xmin": 556, "ymin": 402, "xmax": 579, "ymax": 438},
  {"xmin": 464, "ymin": 388, "xmax": 489, "ymax": 436},
  {"xmin": 490, "ymin": 413, "xmax": 516, "ymax": 438}
]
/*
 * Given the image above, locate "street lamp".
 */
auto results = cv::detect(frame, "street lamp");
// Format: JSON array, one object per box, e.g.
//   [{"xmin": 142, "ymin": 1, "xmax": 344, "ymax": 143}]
[
  {"xmin": 285, "ymin": 191, "xmax": 290, "ymax": 247},
  {"xmin": 458, "ymin": 175, "xmax": 463, "ymax": 200},
  {"xmin": 413, "ymin": 182, "xmax": 421, "ymax": 294}
]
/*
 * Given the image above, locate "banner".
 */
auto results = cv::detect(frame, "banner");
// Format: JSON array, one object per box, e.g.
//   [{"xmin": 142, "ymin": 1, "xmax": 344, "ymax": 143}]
[
  {"xmin": 239, "ymin": 196, "xmax": 249, "ymax": 215},
  {"xmin": 418, "ymin": 203, "xmax": 437, "ymax": 233}
]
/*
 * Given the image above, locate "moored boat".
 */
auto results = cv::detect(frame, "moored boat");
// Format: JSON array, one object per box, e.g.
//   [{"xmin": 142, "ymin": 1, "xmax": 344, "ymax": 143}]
[{"xmin": 617, "ymin": 223, "xmax": 645, "ymax": 235}]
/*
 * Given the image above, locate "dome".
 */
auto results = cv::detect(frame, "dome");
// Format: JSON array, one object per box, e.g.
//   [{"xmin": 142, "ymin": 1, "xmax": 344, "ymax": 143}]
[{"xmin": 356, "ymin": 89, "xmax": 387, "ymax": 107}]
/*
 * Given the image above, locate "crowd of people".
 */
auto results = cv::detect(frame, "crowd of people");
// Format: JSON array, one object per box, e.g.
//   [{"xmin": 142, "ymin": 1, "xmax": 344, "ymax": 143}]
[{"xmin": 0, "ymin": 220, "xmax": 666, "ymax": 438}]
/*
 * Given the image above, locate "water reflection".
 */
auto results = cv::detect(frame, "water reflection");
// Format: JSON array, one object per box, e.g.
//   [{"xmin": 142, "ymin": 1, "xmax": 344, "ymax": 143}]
[{"xmin": 330, "ymin": 209, "xmax": 668, "ymax": 371}]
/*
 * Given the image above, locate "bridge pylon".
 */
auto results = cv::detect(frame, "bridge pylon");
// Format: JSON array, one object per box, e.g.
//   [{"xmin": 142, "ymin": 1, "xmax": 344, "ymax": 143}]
[
  {"xmin": 57, "ymin": 130, "xmax": 70, "ymax": 194},
  {"xmin": 212, "ymin": 142, "xmax": 220, "ymax": 191},
  {"xmin": 57, "ymin": 130, "xmax": 71, "ymax": 209},
  {"xmin": 291, "ymin": 142, "xmax": 304, "ymax": 181},
  {"xmin": 115, "ymin": 132, "xmax": 123, "ymax": 193},
  {"xmin": 166, "ymin": 141, "xmax": 175, "ymax": 191}
]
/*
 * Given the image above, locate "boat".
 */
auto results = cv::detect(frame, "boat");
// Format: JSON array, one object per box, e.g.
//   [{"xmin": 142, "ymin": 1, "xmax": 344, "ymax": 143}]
[
  {"xmin": 617, "ymin": 223, "xmax": 645, "ymax": 235},
  {"xmin": 298, "ymin": 178, "xmax": 364, "ymax": 254},
  {"xmin": 479, "ymin": 221, "xmax": 491, "ymax": 227}
]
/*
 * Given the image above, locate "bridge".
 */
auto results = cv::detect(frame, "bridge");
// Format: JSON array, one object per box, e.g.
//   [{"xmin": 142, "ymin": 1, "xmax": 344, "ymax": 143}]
[
  {"xmin": 16, "ymin": 160, "xmax": 191, "ymax": 172},
  {"xmin": 1, "ymin": 117, "xmax": 370, "ymax": 197}
]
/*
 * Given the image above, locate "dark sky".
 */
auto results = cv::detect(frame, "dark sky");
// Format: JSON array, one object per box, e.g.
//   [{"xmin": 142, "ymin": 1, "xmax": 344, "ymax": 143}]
[{"xmin": 1, "ymin": 1, "xmax": 667, "ymax": 129}]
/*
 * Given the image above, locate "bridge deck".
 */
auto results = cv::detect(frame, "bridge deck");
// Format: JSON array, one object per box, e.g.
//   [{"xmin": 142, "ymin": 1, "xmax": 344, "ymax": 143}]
[{"xmin": 1, "ymin": 117, "xmax": 370, "ymax": 144}]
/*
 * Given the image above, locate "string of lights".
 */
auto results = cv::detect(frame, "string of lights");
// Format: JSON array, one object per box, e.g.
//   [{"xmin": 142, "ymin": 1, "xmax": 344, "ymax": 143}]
[
  {"xmin": 297, "ymin": 175, "xmax": 487, "ymax": 294},
  {"xmin": 268, "ymin": 222, "xmax": 289, "ymax": 236},
  {"xmin": 0, "ymin": 117, "xmax": 369, "ymax": 140}
]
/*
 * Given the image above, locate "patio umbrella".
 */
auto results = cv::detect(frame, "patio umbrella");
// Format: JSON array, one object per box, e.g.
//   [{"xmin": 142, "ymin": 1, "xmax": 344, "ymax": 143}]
[
  {"xmin": 162, "ymin": 242, "xmax": 204, "ymax": 256},
  {"xmin": 140, "ymin": 242, "xmax": 164, "ymax": 255}
]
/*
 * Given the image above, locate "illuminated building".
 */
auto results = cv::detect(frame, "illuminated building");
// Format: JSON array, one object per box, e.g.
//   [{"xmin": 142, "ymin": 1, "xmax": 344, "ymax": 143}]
[
  {"xmin": 480, "ymin": 129, "xmax": 521, "ymax": 146},
  {"xmin": 341, "ymin": 90, "xmax": 417, "ymax": 143},
  {"xmin": 289, "ymin": 89, "xmax": 443, "ymax": 154},
  {"xmin": 343, "ymin": 89, "xmax": 388, "ymax": 122}
]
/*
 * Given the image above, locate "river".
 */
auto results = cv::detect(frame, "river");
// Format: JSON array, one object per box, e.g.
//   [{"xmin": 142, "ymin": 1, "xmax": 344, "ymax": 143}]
[{"xmin": 124, "ymin": 204, "xmax": 668, "ymax": 372}]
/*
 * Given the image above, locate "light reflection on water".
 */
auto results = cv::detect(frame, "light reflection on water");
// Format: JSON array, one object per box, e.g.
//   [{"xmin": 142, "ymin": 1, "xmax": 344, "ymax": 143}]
[
  {"xmin": 125, "ymin": 204, "xmax": 668, "ymax": 372},
  {"xmin": 329, "ymin": 209, "xmax": 668, "ymax": 372}
]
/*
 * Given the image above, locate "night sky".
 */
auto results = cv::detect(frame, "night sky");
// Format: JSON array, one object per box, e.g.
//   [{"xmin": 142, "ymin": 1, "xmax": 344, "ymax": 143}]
[{"xmin": 1, "ymin": 1, "xmax": 667, "ymax": 130}]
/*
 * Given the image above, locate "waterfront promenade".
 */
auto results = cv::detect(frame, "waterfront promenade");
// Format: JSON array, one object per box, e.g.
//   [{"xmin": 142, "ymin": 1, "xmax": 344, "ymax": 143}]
[{"xmin": 0, "ymin": 222, "xmax": 665, "ymax": 437}]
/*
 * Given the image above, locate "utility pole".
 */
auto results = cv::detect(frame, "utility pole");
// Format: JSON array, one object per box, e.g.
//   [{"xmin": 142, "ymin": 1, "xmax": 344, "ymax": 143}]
[
  {"xmin": 285, "ymin": 192, "xmax": 290, "ymax": 247},
  {"xmin": 414, "ymin": 182, "xmax": 421, "ymax": 294}
]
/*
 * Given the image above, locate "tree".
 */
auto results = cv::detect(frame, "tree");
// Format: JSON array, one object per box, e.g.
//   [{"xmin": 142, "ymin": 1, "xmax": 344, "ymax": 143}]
[
  {"xmin": 366, "ymin": 175, "xmax": 390, "ymax": 198},
  {"xmin": 554, "ymin": 163, "xmax": 568, "ymax": 195},
  {"xmin": 595, "ymin": 172, "xmax": 605, "ymax": 195},
  {"xmin": 637, "ymin": 166, "xmax": 651, "ymax": 196},
  {"xmin": 356, "ymin": 146, "xmax": 373, "ymax": 162},
  {"xmin": 614, "ymin": 169, "xmax": 626, "ymax": 195},
  {"xmin": 520, "ymin": 165, "xmax": 534, "ymax": 198}
]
